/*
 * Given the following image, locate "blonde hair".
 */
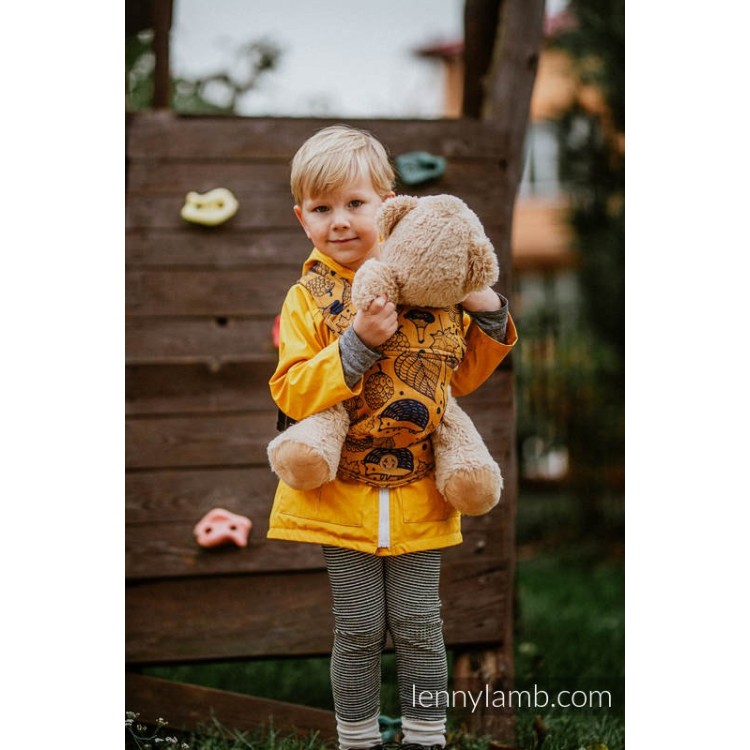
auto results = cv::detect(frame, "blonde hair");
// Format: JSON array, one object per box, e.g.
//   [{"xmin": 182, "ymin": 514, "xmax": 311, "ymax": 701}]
[{"xmin": 290, "ymin": 125, "xmax": 395, "ymax": 205}]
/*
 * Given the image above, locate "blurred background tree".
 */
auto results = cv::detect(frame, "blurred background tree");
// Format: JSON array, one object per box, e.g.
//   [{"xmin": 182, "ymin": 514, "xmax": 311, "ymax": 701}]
[
  {"xmin": 556, "ymin": 0, "xmax": 624, "ymax": 532},
  {"xmin": 125, "ymin": 28, "xmax": 280, "ymax": 114},
  {"xmin": 514, "ymin": 0, "xmax": 624, "ymax": 538}
]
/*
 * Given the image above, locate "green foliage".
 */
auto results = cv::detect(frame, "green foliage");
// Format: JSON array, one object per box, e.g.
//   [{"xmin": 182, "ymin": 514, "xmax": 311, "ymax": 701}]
[
  {"xmin": 518, "ymin": 713, "xmax": 625, "ymax": 750},
  {"xmin": 515, "ymin": 556, "xmax": 624, "ymax": 688},
  {"xmin": 125, "ymin": 30, "xmax": 280, "ymax": 114},
  {"xmin": 180, "ymin": 723, "xmax": 330, "ymax": 750},
  {"xmin": 126, "ymin": 31, "xmax": 156, "ymax": 111},
  {"xmin": 555, "ymin": 0, "xmax": 625, "ymax": 362},
  {"xmin": 514, "ymin": 302, "xmax": 622, "ymax": 483},
  {"xmin": 556, "ymin": 0, "xmax": 625, "ymax": 133},
  {"xmin": 514, "ymin": 551, "xmax": 624, "ymax": 750}
]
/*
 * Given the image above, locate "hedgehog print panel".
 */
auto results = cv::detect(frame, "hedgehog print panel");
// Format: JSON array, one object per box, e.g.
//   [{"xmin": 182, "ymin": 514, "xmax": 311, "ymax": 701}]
[
  {"xmin": 361, "ymin": 447, "xmax": 415, "ymax": 481},
  {"xmin": 376, "ymin": 398, "xmax": 431, "ymax": 433}
]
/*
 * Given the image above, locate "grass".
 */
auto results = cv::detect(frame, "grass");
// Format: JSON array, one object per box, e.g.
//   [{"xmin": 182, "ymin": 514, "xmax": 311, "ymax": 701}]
[
  {"xmin": 513, "ymin": 552, "xmax": 624, "ymax": 749},
  {"xmin": 132, "ymin": 489, "xmax": 624, "ymax": 750}
]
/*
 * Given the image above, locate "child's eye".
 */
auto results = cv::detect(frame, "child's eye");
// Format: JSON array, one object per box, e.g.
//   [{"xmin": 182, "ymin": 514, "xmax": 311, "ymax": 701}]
[
  {"xmin": 312, "ymin": 205, "xmax": 329, "ymax": 213},
  {"xmin": 349, "ymin": 200, "xmax": 364, "ymax": 208}
]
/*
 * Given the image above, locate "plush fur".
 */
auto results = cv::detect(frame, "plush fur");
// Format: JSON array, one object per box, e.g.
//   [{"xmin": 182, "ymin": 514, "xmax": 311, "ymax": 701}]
[{"xmin": 267, "ymin": 194, "xmax": 504, "ymax": 516}]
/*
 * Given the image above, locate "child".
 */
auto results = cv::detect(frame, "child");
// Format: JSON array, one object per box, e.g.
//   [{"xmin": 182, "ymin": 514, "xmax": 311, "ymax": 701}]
[{"xmin": 267, "ymin": 125, "xmax": 518, "ymax": 750}]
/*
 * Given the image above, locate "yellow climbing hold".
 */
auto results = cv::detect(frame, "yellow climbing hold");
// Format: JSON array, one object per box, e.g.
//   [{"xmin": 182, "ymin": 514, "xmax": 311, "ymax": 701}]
[{"xmin": 181, "ymin": 187, "xmax": 239, "ymax": 226}]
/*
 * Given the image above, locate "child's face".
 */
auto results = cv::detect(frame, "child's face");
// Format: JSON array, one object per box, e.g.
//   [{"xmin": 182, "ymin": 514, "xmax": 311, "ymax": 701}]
[{"xmin": 294, "ymin": 175, "xmax": 394, "ymax": 271}]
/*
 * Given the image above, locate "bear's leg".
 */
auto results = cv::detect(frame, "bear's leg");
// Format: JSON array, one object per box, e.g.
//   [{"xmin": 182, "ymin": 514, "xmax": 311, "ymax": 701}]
[
  {"xmin": 267, "ymin": 403, "xmax": 350, "ymax": 490},
  {"xmin": 433, "ymin": 396, "xmax": 503, "ymax": 516}
]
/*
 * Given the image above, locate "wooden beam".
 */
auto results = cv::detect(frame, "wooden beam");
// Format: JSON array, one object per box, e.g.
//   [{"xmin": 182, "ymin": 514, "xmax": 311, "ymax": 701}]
[
  {"xmin": 125, "ymin": 672, "xmax": 337, "ymax": 739},
  {"xmin": 483, "ymin": 0, "xmax": 546, "ymax": 185},
  {"xmin": 462, "ymin": 0, "xmax": 502, "ymax": 117},
  {"xmin": 151, "ymin": 0, "xmax": 173, "ymax": 109},
  {"xmin": 464, "ymin": 2, "xmax": 545, "ymax": 741},
  {"xmin": 452, "ymin": 647, "xmax": 515, "ymax": 741},
  {"xmin": 475, "ymin": 0, "xmax": 547, "ymax": 270}
]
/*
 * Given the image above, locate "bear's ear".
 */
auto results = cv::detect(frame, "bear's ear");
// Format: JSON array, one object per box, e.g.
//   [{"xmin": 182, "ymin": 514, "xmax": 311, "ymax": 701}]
[
  {"xmin": 465, "ymin": 235, "xmax": 500, "ymax": 291},
  {"xmin": 377, "ymin": 195, "xmax": 419, "ymax": 240}
]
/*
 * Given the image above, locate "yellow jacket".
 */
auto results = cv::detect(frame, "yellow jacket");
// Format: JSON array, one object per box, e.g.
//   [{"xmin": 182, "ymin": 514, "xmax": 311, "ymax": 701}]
[{"xmin": 267, "ymin": 248, "xmax": 518, "ymax": 556}]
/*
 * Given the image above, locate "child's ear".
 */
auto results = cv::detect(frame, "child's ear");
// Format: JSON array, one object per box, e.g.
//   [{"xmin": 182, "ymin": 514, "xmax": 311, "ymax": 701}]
[
  {"xmin": 293, "ymin": 205, "xmax": 311, "ymax": 239},
  {"xmin": 376, "ymin": 195, "xmax": 418, "ymax": 240}
]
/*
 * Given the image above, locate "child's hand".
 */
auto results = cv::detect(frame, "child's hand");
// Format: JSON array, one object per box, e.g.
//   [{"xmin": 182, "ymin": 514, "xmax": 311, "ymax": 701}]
[
  {"xmin": 461, "ymin": 286, "xmax": 501, "ymax": 312},
  {"xmin": 353, "ymin": 296, "xmax": 398, "ymax": 348}
]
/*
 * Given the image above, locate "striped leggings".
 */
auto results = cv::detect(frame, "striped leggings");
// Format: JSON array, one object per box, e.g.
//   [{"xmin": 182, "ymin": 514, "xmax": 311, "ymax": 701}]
[{"xmin": 322, "ymin": 545, "xmax": 448, "ymax": 724}]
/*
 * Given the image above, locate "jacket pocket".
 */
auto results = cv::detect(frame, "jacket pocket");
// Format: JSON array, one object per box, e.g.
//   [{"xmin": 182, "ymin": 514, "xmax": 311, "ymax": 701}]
[
  {"xmin": 401, "ymin": 480, "xmax": 455, "ymax": 524},
  {"xmin": 317, "ymin": 481, "xmax": 365, "ymax": 527},
  {"xmin": 276, "ymin": 483, "xmax": 321, "ymax": 522}
]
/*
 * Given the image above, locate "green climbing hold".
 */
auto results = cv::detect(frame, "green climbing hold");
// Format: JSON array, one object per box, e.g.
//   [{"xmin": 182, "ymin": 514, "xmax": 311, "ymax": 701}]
[{"xmin": 395, "ymin": 151, "xmax": 447, "ymax": 186}]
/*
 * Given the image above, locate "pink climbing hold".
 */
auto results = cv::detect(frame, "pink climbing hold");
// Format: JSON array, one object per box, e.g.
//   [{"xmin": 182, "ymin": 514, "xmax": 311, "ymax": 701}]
[{"xmin": 193, "ymin": 508, "xmax": 252, "ymax": 548}]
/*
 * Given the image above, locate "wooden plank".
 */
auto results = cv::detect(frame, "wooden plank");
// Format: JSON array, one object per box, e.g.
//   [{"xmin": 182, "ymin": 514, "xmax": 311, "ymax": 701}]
[
  {"xmin": 126, "ymin": 518, "xmax": 326, "ymax": 579},
  {"xmin": 126, "ymin": 318, "xmax": 279, "ymax": 365},
  {"xmin": 126, "ymin": 187, "xmax": 507, "ymax": 231},
  {"xmin": 126, "ymin": 267, "xmax": 297, "ymax": 316},
  {"xmin": 125, "ymin": 672, "xmax": 337, "ymax": 740},
  {"xmin": 126, "ymin": 412, "xmax": 277, "ymax": 468},
  {"xmin": 125, "ymin": 559, "xmax": 509, "ymax": 664},
  {"xmin": 126, "ymin": 159, "xmax": 507, "ymax": 196},
  {"xmin": 127, "ymin": 113, "xmax": 508, "ymax": 161},
  {"xmin": 126, "ymin": 190, "xmax": 298, "ymax": 230},
  {"xmin": 127, "ymin": 161, "xmax": 293, "ymax": 194},
  {"xmin": 126, "ymin": 468, "xmax": 277, "ymax": 524},
  {"xmin": 126, "ymin": 570, "xmax": 334, "ymax": 663},
  {"xmin": 126, "ymin": 362, "xmax": 277, "ymax": 415},
  {"xmin": 126, "ymin": 228, "xmax": 307, "ymax": 268}
]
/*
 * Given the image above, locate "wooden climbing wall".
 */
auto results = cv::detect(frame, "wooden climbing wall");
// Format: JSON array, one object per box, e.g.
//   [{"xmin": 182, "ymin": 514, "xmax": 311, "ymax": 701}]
[{"xmin": 125, "ymin": 114, "xmax": 518, "ymax": 736}]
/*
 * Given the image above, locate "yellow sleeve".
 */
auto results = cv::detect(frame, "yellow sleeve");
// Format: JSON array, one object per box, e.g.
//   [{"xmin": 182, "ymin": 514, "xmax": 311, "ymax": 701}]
[
  {"xmin": 269, "ymin": 284, "xmax": 364, "ymax": 421},
  {"xmin": 450, "ymin": 313, "xmax": 518, "ymax": 398}
]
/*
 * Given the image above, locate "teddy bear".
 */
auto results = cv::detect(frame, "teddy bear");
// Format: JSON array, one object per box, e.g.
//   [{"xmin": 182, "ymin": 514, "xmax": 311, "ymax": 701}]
[{"xmin": 267, "ymin": 194, "xmax": 504, "ymax": 516}]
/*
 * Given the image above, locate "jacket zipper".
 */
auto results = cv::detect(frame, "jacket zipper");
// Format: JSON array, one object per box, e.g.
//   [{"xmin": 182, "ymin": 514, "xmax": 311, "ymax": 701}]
[{"xmin": 378, "ymin": 487, "xmax": 391, "ymax": 548}]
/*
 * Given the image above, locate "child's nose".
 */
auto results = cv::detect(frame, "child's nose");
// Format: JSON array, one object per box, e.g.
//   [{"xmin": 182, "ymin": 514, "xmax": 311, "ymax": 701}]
[{"xmin": 331, "ymin": 209, "xmax": 350, "ymax": 229}]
